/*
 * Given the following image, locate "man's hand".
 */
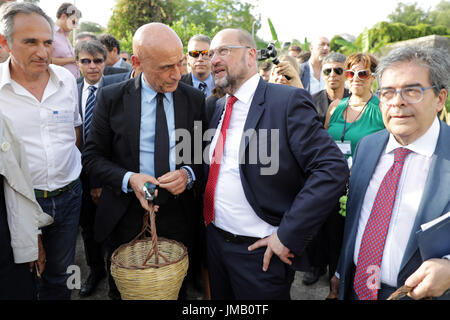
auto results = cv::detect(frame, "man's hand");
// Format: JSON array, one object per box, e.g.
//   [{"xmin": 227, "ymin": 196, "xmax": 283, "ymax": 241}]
[
  {"xmin": 329, "ymin": 275, "xmax": 340, "ymax": 299},
  {"xmin": 270, "ymin": 61, "xmax": 303, "ymax": 89},
  {"xmin": 90, "ymin": 188, "xmax": 102, "ymax": 205},
  {"xmin": 157, "ymin": 169, "xmax": 188, "ymax": 196},
  {"xmin": 405, "ymin": 258, "xmax": 450, "ymax": 299},
  {"xmin": 29, "ymin": 235, "xmax": 46, "ymax": 276},
  {"xmin": 129, "ymin": 173, "xmax": 160, "ymax": 212},
  {"xmin": 248, "ymin": 232, "xmax": 294, "ymax": 272}
]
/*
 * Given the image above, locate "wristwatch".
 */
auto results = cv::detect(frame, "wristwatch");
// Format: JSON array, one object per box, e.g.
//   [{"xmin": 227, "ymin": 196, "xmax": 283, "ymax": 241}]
[{"xmin": 181, "ymin": 167, "xmax": 194, "ymax": 190}]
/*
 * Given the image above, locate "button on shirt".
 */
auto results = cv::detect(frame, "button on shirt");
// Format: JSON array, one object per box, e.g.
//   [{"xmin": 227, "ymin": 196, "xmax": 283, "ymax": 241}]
[
  {"xmin": 0, "ymin": 58, "xmax": 82, "ymax": 191},
  {"xmin": 192, "ymin": 73, "xmax": 214, "ymax": 97},
  {"xmin": 353, "ymin": 117, "xmax": 440, "ymax": 287},
  {"xmin": 209, "ymin": 73, "xmax": 278, "ymax": 238}
]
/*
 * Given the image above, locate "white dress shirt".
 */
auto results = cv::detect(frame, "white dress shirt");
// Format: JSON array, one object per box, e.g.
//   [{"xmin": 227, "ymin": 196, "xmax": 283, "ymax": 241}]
[
  {"xmin": 353, "ymin": 117, "xmax": 440, "ymax": 287},
  {"xmin": 308, "ymin": 61, "xmax": 326, "ymax": 95},
  {"xmin": 0, "ymin": 58, "xmax": 82, "ymax": 191},
  {"xmin": 209, "ymin": 73, "xmax": 278, "ymax": 238}
]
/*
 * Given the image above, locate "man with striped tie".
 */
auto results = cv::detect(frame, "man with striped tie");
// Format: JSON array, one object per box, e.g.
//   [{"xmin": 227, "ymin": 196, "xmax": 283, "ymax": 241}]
[
  {"xmin": 75, "ymin": 39, "xmax": 119, "ymax": 298},
  {"xmin": 181, "ymin": 34, "xmax": 214, "ymax": 98},
  {"xmin": 334, "ymin": 46, "xmax": 450, "ymax": 300}
]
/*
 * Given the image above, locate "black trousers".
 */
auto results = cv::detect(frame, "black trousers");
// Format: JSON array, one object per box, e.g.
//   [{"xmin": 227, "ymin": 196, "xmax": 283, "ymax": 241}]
[
  {"xmin": 206, "ymin": 224, "xmax": 295, "ymax": 300},
  {"xmin": 0, "ymin": 185, "xmax": 36, "ymax": 300},
  {"xmin": 79, "ymin": 172, "xmax": 105, "ymax": 273},
  {"xmin": 105, "ymin": 196, "xmax": 195, "ymax": 299}
]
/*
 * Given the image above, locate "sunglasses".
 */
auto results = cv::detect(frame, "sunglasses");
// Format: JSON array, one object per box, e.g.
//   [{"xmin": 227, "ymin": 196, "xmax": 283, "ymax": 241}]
[
  {"xmin": 188, "ymin": 50, "xmax": 209, "ymax": 58},
  {"xmin": 80, "ymin": 58, "xmax": 105, "ymax": 65},
  {"xmin": 345, "ymin": 69, "xmax": 372, "ymax": 81},
  {"xmin": 323, "ymin": 67, "xmax": 343, "ymax": 76}
]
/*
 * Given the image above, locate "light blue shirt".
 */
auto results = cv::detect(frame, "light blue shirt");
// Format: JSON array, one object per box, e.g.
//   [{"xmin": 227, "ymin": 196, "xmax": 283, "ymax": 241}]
[
  {"xmin": 192, "ymin": 73, "xmax": 214, "ymax": 97},
  {"xmin": 121, "ymin": 75, "xmax": 194, "ymax": 192}
]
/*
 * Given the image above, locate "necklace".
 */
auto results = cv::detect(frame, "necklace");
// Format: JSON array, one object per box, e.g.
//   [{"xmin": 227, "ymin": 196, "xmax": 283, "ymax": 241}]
[{"xmin": 340, "ymin": 95, "xmax": 372, "ymax": 142}]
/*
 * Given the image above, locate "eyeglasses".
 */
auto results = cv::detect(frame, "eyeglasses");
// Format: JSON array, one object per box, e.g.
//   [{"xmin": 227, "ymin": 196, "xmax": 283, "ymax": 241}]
[
  {"xmin": 80, "ymin": 58, "xmax": 105, "ymax": 65},
  {"xmin": 345, "ymin": 69, "xmax": 373, "ymax": 81},
  {"xmin": 208, "ymin": 45, "xmax": 250, "ymax": 59},
  {"xmin": 188, "ymin": 50, "xmax": 209, "ymax": 58},
  {"xmin": 377, "ymin": 85, "xmax": 436, "ymax": 104},
  {"xmin": 323, "ymin": 67, "xmax": 343, "ymax": 76}
]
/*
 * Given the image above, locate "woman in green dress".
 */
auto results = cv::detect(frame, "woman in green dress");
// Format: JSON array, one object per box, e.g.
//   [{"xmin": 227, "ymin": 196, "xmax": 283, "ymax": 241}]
[
  {"xmin": 322, "ymin": 53, "xmax": 385, "ymax": 300},
  {"xmin": 325, "ymin": 53, "xmax": 385, "ymax": 167}
]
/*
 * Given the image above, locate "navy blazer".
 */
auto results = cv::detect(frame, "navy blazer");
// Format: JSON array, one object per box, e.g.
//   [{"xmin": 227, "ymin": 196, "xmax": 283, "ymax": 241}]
[
  {"xmin": 337, "ymin": 121, "xmax": 450, "ymax": 299},
  {"xmin": 206, "ymin": 77, "xmax": 349, "ymax": 270},
  {"xmin": 299, "ymin": 62, "xmax": 311, "ymax": 93}
]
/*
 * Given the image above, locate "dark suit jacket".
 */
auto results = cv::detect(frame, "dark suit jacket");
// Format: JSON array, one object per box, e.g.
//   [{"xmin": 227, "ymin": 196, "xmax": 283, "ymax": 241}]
[
  {"xmin": 180, "ymin": 73, "xmax": 194, "ymax": 86},
  {"xmin": 206, "ymin": 78, "xmax": 349, "ymax": 271},
  {"xmin": 312, "ymin": 89, "xmax": 350, "ymax": 124},
  {"xmin": 299, "ymin": 62, "xmax": 311, "ymax": 93},
  {"xmin": 337, "ymin": 121, "xmax": 450, "ymax": 299},
  {"xmin": 82, "ymin": 76, "xmax": 206, "ymax": 242}
]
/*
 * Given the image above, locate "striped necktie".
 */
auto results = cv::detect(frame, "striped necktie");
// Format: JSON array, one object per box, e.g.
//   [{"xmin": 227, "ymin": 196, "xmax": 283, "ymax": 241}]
[
  {"xmin": 353, "ymin": 147, "xmax": 411, "ymax": 300},
  {"xmin": 84, "ymin": 85, "xmax": 97, "ymax": 141},
  {"xmin": 198, "ymin": 82, "xmax": 207, "ymax": 96}
]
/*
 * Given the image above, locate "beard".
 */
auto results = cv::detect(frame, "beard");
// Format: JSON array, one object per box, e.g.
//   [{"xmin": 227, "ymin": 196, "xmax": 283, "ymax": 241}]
[{"xmin": 213, "ymin": 71, "xmax": 237, "ymax": 94}]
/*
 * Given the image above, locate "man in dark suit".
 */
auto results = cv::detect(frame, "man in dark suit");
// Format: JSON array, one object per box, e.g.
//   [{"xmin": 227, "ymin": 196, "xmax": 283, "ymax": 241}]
[
  {"xmin": 76, "ymin": 40, "xmax": 132, "ymax": 297},
  {"xmin": 333, "ymin": 46, "xmax": 450, "ymax": 300},
  {"xmin": 204, "ymin": 28, "xmax": 349, "ymax": 299},
  {"xmin": 180, "ymin": 34, "xmax": 214, "ymax": 98},
  {"xmin": 82, "ymin": 23, "xmax": 205, "ymax": 300}
]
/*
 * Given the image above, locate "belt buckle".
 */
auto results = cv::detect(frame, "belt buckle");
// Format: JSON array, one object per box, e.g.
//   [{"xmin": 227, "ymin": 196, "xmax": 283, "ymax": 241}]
[{"xmin": 43, "ymin": 190, "xmax": 48, "ymax": 199}]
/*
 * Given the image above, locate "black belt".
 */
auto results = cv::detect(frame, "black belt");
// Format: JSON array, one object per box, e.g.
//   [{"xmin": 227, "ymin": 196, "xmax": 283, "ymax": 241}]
[{"xmin": 212, "ymin": 224, "xmax": 261, "ymax": 244}]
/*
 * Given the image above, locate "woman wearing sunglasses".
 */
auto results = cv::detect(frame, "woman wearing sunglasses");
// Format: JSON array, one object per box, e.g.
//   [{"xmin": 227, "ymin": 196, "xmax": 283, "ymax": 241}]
[
  {"xmin": 325, "ymin": 53, "xmax": 385, "ymax": 166},
  {"xmin": 322, "ymin": 53, "xmax": 385, "ymax": 300}
]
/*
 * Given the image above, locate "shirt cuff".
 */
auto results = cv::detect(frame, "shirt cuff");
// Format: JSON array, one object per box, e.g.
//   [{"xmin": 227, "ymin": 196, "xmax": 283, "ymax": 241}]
[
  {"xmin": 443, "ymin": 255, "xmax": 450, "ymax": 260},
  {"xmin": 122, "ymin": 171, "xmax": 135, "ymax": 193}
]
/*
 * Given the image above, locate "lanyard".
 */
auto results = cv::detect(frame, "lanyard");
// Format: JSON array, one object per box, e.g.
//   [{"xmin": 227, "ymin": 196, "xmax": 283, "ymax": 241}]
[{"xmin": 340, "ymin": 95, "xmax": 372, "ymax": 142}]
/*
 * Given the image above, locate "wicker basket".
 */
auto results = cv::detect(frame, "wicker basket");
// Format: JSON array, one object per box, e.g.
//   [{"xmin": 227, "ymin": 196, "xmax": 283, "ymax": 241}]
[{"xmin": 110, "ymin": 206, "xmax": 189, "ymax": 300}]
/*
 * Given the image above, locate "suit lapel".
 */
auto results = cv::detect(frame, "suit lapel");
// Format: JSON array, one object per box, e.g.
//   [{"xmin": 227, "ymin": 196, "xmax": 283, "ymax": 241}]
[
  {"xmin": 125, "ymin": 76, "xmax": 142, "ymax": 171},
  {"xmin": 399, "ymin": 122, "xmax": 450, "ymax": 274},
  {"xmin": 240, "ymin": 78, "xmax": 266, "ymax": 156}
]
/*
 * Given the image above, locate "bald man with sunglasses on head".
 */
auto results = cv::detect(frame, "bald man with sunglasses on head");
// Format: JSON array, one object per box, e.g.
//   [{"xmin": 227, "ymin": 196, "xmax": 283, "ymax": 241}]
[{"xmin": 181, "ymin": 34, "xmax": 215, "ymax": 98}]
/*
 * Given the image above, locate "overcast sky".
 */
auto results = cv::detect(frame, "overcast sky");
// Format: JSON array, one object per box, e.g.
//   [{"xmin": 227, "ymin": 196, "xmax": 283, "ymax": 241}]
[{"xmin": 37, "ymin": 0, "xmax": 443, "ymax": 43}]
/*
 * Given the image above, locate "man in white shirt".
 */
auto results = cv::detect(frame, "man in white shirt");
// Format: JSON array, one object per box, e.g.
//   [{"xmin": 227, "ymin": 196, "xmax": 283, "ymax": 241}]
[
  {"xmin": 204, "ymin": 28, "xmax": 348, "ymax": 299},
  {"xmin": 334, "ymin": 46, "xmax": 450, "ymax": 300},
  {"xmin": 0, "ymin": 2, "xmax": 82, "ymax": 300},
  {"xmin": 299, "ymin": 36, "xmax": 330, "ymax": 95}
]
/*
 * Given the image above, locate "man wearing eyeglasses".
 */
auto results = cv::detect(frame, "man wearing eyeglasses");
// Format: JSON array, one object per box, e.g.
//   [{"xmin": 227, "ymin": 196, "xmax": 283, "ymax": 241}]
[
  {"xmin": 333, "ymin": 46, "xmax": 450, "ymax": 300},
  {"xmin": 75, "ymin": 39, "xmax": 129, "ymax": 298},
  {"xmin": 181, "ymin": 34, "xmax": 214, "ymax": 98},
  {"xmin": 204, "ymin": 28, "xmax": 348, "ymax": 299}
]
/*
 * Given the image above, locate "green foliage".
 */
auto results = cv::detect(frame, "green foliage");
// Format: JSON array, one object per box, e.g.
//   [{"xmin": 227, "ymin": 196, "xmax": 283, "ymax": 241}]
[
  {"xmin": 429, "ymin": 0, "xmax": 450, "ymax": 29},
  {"xmin": 108, "ymin": 0, "xmax": 260, "ymax": 46},
  {"xmin": 388, "ymin": 2, "xmax": 431, "ymax": 26},
  {"xmin": 170, "ymin": 19, "xmax": 219, "ymax": 51},
  {"xmin": 117, "ymin": 30, "xmax": 134, "ymax": 56},
  {"xmin": 267, "ymin": 18, "xmax": 280, "ymax": 49},
  {"xmin": 331, "ymin": 28, "xmax": 388, "ymax": 55},
  {"xmin": 79, "ymin": 21, "xmax": 105, "ymax": 34}
]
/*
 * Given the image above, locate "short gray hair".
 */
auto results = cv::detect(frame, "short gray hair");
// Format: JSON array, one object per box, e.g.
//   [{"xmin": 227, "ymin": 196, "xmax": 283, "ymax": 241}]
[
  {"xmin": 377, "ymin": 46, "xmax": 450, "ymax": 95},
  {"xmin": 188, "ymin": 34, "xmax": 211, "ymax": 48},
  {"xmin": 0, "ymin": 2, "xmax": 54, "ymax": 46},
  {"xmin": 75, "ymin": 40, "xmax": 107, "ymax": 61},
  {"xmin": 322, "ymin": 52, "xmax": 346, "ymax": 65}
]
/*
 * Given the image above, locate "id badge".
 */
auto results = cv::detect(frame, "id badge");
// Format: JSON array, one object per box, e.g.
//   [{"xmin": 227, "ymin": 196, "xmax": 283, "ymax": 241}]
[
  {"xmin": 51, "ymin": 109, "xmax": 72, "ymax": 123},
  {"xmin": 335, "ymin": 140, "xmax": 352, "ymax": 156}
]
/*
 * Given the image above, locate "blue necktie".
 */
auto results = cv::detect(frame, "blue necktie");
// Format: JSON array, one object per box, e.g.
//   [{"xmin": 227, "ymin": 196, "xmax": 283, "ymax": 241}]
[
  {"xmin": 198, "ymin": 82, "xmax": 207, "ymax": 97},
  {"xmin": 84, "ymin": 85, "xmax": 97, "ymax": 141}
]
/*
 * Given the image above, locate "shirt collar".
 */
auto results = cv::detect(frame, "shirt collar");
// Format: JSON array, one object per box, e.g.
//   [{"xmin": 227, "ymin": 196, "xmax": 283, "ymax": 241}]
[
  {"xmin": 192, "ymin": 73, "xmax": 213, "ymax": 86},
  {"xmin": 55, "ymin": 24, "xmax": 68, "ymax": 36},
  {"xmin": 228, "ymin": 73, "xmax": 260, "ymax": 105},
  {"xmin": 0, "ymin": 57, "xmax": 64, "ymax": 90},
  {"xmin": 385, "ymin": 116, "xmax": 440, "ymax": 158},
  {"xmin": 83, "ymin": 78, "xmax": 102, "ymax": 91}
]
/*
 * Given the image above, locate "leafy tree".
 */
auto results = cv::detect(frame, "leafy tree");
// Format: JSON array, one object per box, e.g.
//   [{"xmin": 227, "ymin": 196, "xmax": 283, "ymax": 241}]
[
  {"xmin": 79, "ymin": 21, "xmax": 105, "ymax": 34},
  {"xmin": 388, "ymin": 2, "xmax": 431, "ymax": 26},
  {"xmin": 429, "ymin": 0, "xmax": 450, "ymax": 29}
]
